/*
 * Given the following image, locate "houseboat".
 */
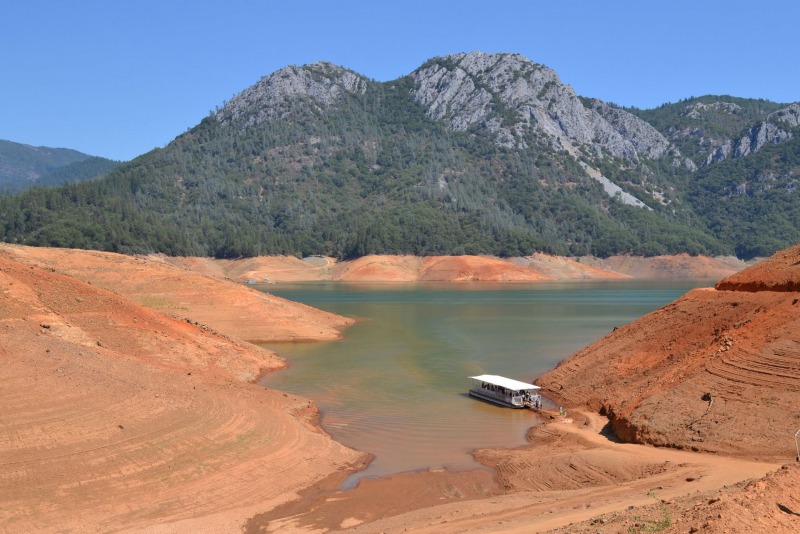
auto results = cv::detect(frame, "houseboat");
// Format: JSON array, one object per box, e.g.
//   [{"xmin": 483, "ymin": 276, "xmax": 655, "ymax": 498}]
[{"xmin": 469, "ymin": 374, "xmax": 541, "ymax": 409}]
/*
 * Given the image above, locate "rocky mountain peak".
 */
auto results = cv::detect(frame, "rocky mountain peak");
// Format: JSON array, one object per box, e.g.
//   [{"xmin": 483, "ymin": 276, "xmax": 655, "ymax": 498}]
[
  {"xmin": 216, "ymin": 61, "xmax": 368, "ymax": 127},
  {"xmin": 681, "ymin": 101, "xmax": 743, "ymax": 119},
  {"xmin": 410, "ymin": 53, "xmax": 533, "ymax": 139},
  {"xmin": 213, "ymin": 52, "xmax": 674, "ymax": 167},
  {"xmin": 410, "ymin": 52, "xmax": 671, "ymax": 163},
  {"xmin": 769, "ymin": 102, "xmax": 800, "ymax": 128}
]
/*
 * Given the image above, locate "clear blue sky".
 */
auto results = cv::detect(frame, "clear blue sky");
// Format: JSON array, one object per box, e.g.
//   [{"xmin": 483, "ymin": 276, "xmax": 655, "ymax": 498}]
[{"xmin": 2, "ymin": 0, "xmax": 798, "ymax": 161}]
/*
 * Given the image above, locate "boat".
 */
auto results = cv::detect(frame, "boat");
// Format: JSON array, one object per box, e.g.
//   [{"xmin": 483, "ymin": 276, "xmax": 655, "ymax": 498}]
[{"xmin": 468, "ymin": 374, "xmax": 542, "ymax": 409}]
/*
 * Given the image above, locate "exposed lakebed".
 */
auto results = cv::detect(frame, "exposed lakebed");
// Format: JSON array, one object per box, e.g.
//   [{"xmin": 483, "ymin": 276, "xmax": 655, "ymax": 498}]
[{"xmin": 260, "ymin": 280, "xmax": 710, "ymax": 485}]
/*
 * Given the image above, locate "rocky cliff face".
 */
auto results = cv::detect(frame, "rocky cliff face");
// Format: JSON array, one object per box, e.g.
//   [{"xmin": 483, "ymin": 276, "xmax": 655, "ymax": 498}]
[
  {"xmin": 216, "ymin": 54, "xmax": 794, "ymax": 174},
  {"xmin": 727, "ymin": 103, "xmax": 799, "ymax": 160},
  {"xmin": 685, "ymin": 101, "xmax": 798, "ymax": 165},
  {"xmin": 639, "ymin": 99, "xmax": 798, "ymax": 169},
  {"xmin": 216, "ymin": 53, "xmax": 796, "ymax": 177},
  {"xmin": 213, "ymin": 52, "xmax": 678, "ymax": 210},
  {"xmin": 732, "ymin": 120, "xmax": 792, "ymax": 158},
  {"xmin": 217, "ymin": 62, "xmax": 369, "ymax": 127},
  {"xmin": 770, "ymin": 102, "xmax": 800, "ymax": 128},
  {"xmin": 410, "ymin": 52, "xmax": 672, "ymax": 163}
]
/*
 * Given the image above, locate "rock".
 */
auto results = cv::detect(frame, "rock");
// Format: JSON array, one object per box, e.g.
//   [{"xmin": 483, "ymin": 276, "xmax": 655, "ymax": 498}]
[
  {"xmin": 682, "ymin": 101, "xmax": 743, "ymax": 119},
  {"xmin": 705, "ymin": 140, "xmax": 732, "ymax": 165},
  {"xmin": 704, "ymin": 102, "xmax": 798, "ymax": 164},
  {"xmin": 586, "ymin": 99, "xmax": 670, "ymax": 159},
  {"xmin": 769, "ymin": 102, "xmax": 800, "ymax": 128},
  {"xmin": 217, "ymin": 62, "xmax": 368, "ymax": 127},
  {"xmin": 734, "ymin": 121, "xmax": 792, "ymax": 158},
  {"xmin": 410, "ymin": 52, "xmax": 672, "ymax": 162}
]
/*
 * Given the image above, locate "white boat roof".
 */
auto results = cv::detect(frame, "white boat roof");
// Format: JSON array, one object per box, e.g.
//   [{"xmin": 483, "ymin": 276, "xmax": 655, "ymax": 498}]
[{"xmin": 470, "ymin": 374, "xmax": 540, "ymax": 391}]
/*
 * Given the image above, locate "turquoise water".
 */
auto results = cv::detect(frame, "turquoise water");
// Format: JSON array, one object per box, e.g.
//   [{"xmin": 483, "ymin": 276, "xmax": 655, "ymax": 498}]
[{"xmin": 259, "ymin": 280, "xmax": 710, "ymax": 485}]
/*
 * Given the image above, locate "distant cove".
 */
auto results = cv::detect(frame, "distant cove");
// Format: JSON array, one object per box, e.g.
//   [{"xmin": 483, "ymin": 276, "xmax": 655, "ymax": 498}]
[{"xmin": 260, "ymin": 280, "xmax": 710, "ymax": 485}]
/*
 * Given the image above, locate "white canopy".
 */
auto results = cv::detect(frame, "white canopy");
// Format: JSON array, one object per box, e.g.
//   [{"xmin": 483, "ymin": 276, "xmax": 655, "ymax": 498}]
[{"xmin": 470, "ymin": 374, "xmax": 540, "ymax": 391}]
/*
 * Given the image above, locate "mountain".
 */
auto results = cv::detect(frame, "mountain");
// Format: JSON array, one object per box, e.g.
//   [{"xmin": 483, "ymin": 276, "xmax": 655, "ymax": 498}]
[
  {"xmin": 0, "ymin": 52, "xmax": 797, "ymax": 259},
  {"xmin": 0, "ymin": 139, "xmax": 120, "ymax": 193},
  {"xmin": 627, "ymin": 98, "xmax": 800, "ymax": 257},
  {"xmin": 627, "ymin": 96, "xmax": 796, "ymax": 166}
]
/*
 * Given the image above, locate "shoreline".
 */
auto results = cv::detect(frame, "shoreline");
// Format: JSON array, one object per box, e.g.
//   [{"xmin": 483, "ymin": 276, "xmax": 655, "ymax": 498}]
[
  {"xmin": 252, "ymin": 326, "xmax": 786, "ymax": 533},
  {"xmin": 242, "ymin": 409, "xmax": 781, "ymax": 533},
  {"xmin": 3, "ymin": 243, "xmax": 795, "ymax": 532},
  {"xmin": 0, "ymin": 245, "xmax": 368, "ymax": 532},
  {"xmin": 163, "ymin": 252, "xmax": 749, "ymax": 284}
]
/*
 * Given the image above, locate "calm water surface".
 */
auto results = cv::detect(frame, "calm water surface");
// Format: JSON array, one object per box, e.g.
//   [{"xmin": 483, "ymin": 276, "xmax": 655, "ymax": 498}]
[{"xmin": 259, "ymin": 279, "xmax": 710, "ymax": 485}]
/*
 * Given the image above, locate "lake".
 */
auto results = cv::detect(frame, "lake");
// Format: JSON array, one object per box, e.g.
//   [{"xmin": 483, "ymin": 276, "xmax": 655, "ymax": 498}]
[{"xmin": 259, "ymin": 279, "xmax": 710, "ymax": 486}]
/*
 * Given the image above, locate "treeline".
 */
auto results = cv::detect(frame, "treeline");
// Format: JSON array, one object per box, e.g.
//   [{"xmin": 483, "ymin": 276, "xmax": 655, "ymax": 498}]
[
  {"xmin": 1, "ymin": 157, "xmax": 121, "ymax": 194},
  {"xmin": 0, "ymin": 79, "xmax": 789, "ymax": 260}
]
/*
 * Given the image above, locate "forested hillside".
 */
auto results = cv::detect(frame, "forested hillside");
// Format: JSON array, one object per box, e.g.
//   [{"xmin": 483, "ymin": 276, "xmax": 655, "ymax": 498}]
[
  {"xmin": 628, "ymin": 97, "xmax": 800, "ymax": 257},
  {"xmin": 0, "ymin": 53, "xmax": 797, "ymax": 259},
  {"xmin": 0, "ymin": 140, "xmax": 120, "ymax": 193}
]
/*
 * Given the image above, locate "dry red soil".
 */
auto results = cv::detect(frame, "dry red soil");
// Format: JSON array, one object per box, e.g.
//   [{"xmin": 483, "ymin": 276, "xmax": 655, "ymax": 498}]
[
  {"xmin": 1, "ymin": 245, "xmax": 352, "ymax": 343},
  {"xmin": 578, "ymin": 253, "xmax": 750, "ymax": 279},
  {"xmin": 163, "ymin": 254, "xmax": 336, "ymax": 283},
  {"xmin": 333, "ymin": 255, "xmax": 555, "ymax": 282},
  {"xmin": 537, "ymin": 244, "xmax": 800, "ymax": 462},
  {"xmin": 0, "ymin": 247, "xmax": 366, "ymax": 532},
  {"xmin": 2, "ymin": 243, "xmax": 797, "ymax": 533},
  {"xmin": 243, "ymin": 412, "xmax": 781, "ymax": 533},
  {"xmin": 162, "ymin": 252, "xmax": 744, "ymax": 284}
]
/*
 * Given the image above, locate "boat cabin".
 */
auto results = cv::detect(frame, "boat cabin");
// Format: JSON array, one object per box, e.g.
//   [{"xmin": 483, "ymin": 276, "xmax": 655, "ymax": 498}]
[{"xmin": 469, "ymin": 374, "xmax": 541, "ymax": 409}]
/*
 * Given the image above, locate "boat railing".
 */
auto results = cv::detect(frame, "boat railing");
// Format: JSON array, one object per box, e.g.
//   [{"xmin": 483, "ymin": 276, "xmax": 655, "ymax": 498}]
[
  {"xmin": 475, "ymin": 383, "xmax": 538, "ymax": 407},
  {"xmin": 476, "ymin": 383, "xmax": 510, "ymax": 399},
  {"xmin": 469, "ymin": 376, "xmax": 542, "ymax": 410}
]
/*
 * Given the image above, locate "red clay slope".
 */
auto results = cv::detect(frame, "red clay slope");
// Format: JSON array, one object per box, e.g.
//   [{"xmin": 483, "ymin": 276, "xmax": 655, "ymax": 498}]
[
  {"xmin": 0, "ymin": 253, "xmax": 365, "ymax": 532},
  {"xmin": 661, "ymin": 463, "xmax": 800, "ymax": 534},
  {"xmin": 0, "ymin": 244, "xmax": 353, "ymax": 343},
  {"xmin": 330, "ymin": 254, "xmax": 603, "ymax": 282},
  {"xmin": 716, "ymin": 244, "xmax": 800, "ymax": 292},
  {"xmin": 155, "ymin": 253, "xmax": 745, "ymax": 283},
  {"xmin": 579, "ymin": 253, "xmax": 748, "ymax": 279},
  {"xmin": 536, "ymin": 243, "xmax": 800, "ymax": 462}
]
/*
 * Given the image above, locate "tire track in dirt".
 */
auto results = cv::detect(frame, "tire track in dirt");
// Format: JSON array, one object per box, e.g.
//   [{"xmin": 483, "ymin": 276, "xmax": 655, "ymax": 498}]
[{"xmin": 0, "ymin": 253, "xmax": 366, "ymax": 532}]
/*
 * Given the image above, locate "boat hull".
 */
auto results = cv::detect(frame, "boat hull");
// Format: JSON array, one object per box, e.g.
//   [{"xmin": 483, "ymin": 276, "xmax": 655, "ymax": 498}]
[{"xmin": 468, "ymin": 389, "xmax": 525, "ymax": 408}]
